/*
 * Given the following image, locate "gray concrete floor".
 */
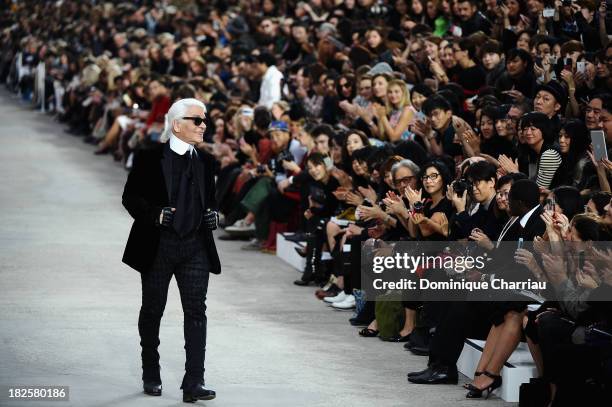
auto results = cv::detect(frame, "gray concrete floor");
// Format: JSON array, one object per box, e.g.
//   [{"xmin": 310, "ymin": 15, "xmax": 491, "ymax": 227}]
[{"xmin": 0, "ymin": 92, "xmax": 515, "ymax": 406}]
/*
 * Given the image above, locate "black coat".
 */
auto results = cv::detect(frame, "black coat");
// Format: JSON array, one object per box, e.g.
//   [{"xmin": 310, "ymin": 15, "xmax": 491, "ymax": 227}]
[{"xmin": 121, "ymin": 143, "xmax": 221, "ymax": 274}]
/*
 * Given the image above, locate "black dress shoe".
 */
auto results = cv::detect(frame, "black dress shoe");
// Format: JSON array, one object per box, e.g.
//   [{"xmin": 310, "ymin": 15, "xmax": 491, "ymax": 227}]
[
  {"xmin": 183, "ymin": 383, "xmax": 216, "ymax": 403},
  {"xmin": 380, "ymin": 333, "xmax": 412, "ymax": 342},
  {"xmin": 409, "ymin": 345, "xmax": 430, "ymax": 356},
  {"xmin": 407, "ymin": 365, "xmax": 458, "ymax": 384},
  {"xmin": 293, "ymin": 278, "xmax": 315, "ymax": 286},
  {"xmin": 143, "ymin": 381, "xmax": 162, "ymax": 396},
  {"xmin": 407, "ymin": 367, "xmax": 430, "ymax": 378}
]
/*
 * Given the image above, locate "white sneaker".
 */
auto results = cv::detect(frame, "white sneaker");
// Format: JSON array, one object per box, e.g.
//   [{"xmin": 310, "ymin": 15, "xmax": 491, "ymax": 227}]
[
  {"xmin": 331, "ymin": 295, "xmax": 355, "ymax": 310},
  {"xmin": 241, "ymin": 238, "xmax": 263, "ymax": 251},
  {"xmin": 323, "ymin": 291, "xmax": 347, "ymax": 304},
  {"xmin": 225, "ymin": 218, "xmax": 255, "ymax": 233}
]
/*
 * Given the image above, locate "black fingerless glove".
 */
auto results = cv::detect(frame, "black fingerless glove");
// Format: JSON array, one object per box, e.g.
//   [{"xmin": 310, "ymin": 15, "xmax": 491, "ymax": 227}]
[
  {"xmin": 202, "ymin": 210, "xmax": 219, "ymax": 230},
  {"xmin": 156, "ymin": 207, "xmax": 175, "ymax": 228}
]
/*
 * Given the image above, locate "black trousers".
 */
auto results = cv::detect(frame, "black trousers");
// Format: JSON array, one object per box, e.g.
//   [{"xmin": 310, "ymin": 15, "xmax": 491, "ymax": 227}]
[
  {"xmin": 428, "ymin": 301, "xmax": 491, "ymax": 367},
  {"xmin": 138, "ymin": 230, "xmax": 210, "ymax": 388}
]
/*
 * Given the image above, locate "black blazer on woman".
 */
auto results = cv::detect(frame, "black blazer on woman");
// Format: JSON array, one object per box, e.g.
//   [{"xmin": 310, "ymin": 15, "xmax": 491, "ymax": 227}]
[{"xmin": 121, "ymin": 143, "xmax": 221, "ymax": 274}]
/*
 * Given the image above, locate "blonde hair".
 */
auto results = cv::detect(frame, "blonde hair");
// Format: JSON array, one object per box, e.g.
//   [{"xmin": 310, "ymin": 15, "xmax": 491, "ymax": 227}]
[
  {"xmin": 386, "ymin": 79, "xmax": 411, "ymax": 112},
  {"xmin": 378, "ymin": 79, "xmax": 412, "ymax": 141}
]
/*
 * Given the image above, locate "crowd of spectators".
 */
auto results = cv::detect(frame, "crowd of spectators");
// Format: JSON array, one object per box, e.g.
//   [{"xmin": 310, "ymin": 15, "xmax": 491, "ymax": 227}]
[{"xmin": 2, "ymin": 0, "xmax": 612, "ymax": 404}]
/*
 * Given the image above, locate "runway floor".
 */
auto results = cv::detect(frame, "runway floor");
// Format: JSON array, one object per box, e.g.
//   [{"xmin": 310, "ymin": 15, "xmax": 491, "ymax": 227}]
[{"xmin": 0, "ymin": 91, "xmax": 514, "ymax": 406}]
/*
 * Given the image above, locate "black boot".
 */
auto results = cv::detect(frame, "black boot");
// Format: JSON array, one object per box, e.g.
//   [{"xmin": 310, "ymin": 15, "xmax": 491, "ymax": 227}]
[{"xmin": 294, "ymin": 234, "xmax": 317, "ymax": 286}]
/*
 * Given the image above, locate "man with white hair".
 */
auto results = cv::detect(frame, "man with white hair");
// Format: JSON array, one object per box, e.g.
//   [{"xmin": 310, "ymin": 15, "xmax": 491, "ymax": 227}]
[{"xmin": 122, "ymin": 98, "xmax": 220, "ymax": 402}]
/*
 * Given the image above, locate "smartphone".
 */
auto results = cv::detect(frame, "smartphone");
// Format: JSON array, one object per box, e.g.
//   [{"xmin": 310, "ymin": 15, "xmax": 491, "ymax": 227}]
[
  {"xmin": 577, "ymin": 61, "xmax": 586, "ymax": 74},
  {"xmin": 545, "ymin": 197, "xmax": 556, "ymax": 213},
  {"xmin": 564, "ymin": 57, "xmax": 573, "ymax": 71},
  {"xmin": 543, "ymin": 8, "xmax": 555, "ymax": 17},
  {"xmin": 578, "ymin": 251, "xmax": 585, "ymax": 271},
  {"xmin": 535, "ymin": 56, "xmax": 543, "ymax": 68},
  {"xmin": 590, "ymin": 130, "xmax": 609, "ymax": 161},
  {"xmin": 518, "ymin": 237, "xmax": 524, "ymax": 250}
]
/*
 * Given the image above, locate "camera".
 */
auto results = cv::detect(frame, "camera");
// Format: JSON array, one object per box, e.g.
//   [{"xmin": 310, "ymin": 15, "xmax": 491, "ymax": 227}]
[
  {"xmin": 277, "ymin": 150, "xmax": 294, "ymax": 164},
  {"xmin": 309, "ymin": 186, "xmax": 327, "ymax": 206},
  {"xmin": 256, "ymin": 164, "xmax": 266, "ymax": 174},
  {"xmin": 452, "ymin": 179, "xmax": 472, "ymax": 197}
]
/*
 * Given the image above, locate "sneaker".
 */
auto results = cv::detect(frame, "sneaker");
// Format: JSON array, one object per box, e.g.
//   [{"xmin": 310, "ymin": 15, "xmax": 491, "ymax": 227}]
[
  {"xmin": 323, "ymin": 291, "xmax": 347, "ymax": 304},
  {"xmin": 225, "ymin": 218, "xmax": 256, "ymax": 233},
  {"xmin": 331, "ymin": 295, "xmax": 355, "ymax": 310},
  {"xmin": 241, "ymin": 238, "xmax": 263, "ymax": 251}
]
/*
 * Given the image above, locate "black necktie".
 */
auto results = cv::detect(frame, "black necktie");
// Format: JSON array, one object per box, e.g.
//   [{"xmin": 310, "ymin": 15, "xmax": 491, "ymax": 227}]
[{"xmin": 173, "ymin": 151, "xmax": 198, "ymax": 237}]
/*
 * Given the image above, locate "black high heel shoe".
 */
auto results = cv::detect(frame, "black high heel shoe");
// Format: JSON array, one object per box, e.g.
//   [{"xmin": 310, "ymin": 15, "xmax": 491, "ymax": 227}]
[
  {"xmin": 463, "ymin": 371, "xmax": 483, "ymax": 389},
  {"xmin": 465, "ymin": 371, "xmax": 502, "ymax": 399}
]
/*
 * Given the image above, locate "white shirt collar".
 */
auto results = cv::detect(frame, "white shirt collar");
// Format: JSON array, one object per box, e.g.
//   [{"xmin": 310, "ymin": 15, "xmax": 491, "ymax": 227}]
[
  {"xmin": 520, "ymin": 205, "xmax": 540, "ymax": 228},
  {"xmin": 169, "ymin": 133, "xmax": 194, "ymax": 156}
]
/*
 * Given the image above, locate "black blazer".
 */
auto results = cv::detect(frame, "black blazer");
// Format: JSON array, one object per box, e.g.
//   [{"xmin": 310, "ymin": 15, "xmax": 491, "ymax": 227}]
[
  {"xmin": 500, "ymin": 206, "xmax": 546, "ymax": 242},
  {"xmin": 121, "ymin": 143, "xmax": 221, "ymax": 274},
  {"xmin": 494, "ymin": 206, "xmax": 546, "ymax": 282}
]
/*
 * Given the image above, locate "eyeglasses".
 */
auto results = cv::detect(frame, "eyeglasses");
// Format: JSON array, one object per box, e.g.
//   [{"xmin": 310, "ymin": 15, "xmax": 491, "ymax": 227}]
[
  {"xmin": 496, "ymin": 191, "xmax": 509, "ymax": 199},
  {"xmin": 395, "ymin": 175, "xmax": 416, "ymax": 186},
  {"xmin": 182, "ymin": 116, "xmax": 206, "ymax": 126},
  {"xmin": 340, "ymin": 82, "xmax": 351, "ymax": 88},
  {"xmin": 421, "ymin": 173, "xmax": 440, "ymax": 182}
]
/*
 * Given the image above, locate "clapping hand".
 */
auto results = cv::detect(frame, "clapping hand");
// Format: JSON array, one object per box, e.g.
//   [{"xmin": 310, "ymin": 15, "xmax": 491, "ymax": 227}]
[
  {"xmin": 502, "ymin": 89, "xmax": 526, "ymax": 103},
  {"xmin": 383, "ymin": 191, "xmax": 408, "ymax": 217},
  {"xmin": 330, "ymin": 168, "xmax": 352, "ymax": 188},
  {"xmin": 498, "ymin": 154, "xmax": 519, "ymax": 174},
  {"xmin": 332, "ymin": 187, "xmax": 349, "ymax": 201},
  {"xmin": 358, "ymin": 185, "xmax": 378, "ymax": 203},
  {"xmin": 470, "ymin": 228, "xmax": 494, "ymax": 250},
  {"xmin": 345, "ymin": 190, "xmax": 365, "ymax": 206},
  {"xmin": 514, "ymin": 248, "xmax": 538, "ymax": 272},
  {"xmin": 404, "ymin": 185, "xmax": 422, "ymax": 206},
  {"xmin": 447, "ymin": 183, "xmax": 467, "ymax": 213},
  {"xmin": 541, "ymin": 253, "xmax": 567, "ymax": 286},
  {"xmin": 577, "ymin": 261, "xmax": 601, "ymax": 289},
  {"xmin": 358, "ymin": 204, "xmax": 385, "ymax": 221}
]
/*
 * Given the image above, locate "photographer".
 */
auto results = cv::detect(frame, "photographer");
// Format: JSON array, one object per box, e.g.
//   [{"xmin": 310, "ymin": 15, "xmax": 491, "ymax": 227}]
[{"xmin": 449, "ymin": 161, "xmax": 503, "ymax": 240}]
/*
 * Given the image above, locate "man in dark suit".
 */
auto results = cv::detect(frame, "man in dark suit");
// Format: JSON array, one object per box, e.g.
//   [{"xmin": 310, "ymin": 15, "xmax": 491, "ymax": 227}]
[
  {"xmin": 122, "ymin": 98, "xmax": 220, "ymax": 402},
  {"xmin": 408, "ymin": 179, "xmax": 546, "ymax": 385}
]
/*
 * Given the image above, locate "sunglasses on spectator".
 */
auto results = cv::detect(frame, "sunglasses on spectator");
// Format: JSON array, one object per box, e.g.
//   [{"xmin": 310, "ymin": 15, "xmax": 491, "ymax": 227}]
[
  {"xmin": 395, "ymin": 176, "xmax": 416, "ymax": 185},
  {"xmin": 182, "ymin": 116, "xmax": 206, "ymax": 126}
]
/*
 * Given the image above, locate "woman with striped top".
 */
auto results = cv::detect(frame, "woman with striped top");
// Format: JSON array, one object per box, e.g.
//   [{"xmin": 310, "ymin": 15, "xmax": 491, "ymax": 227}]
[{"xmin": 517, "ymin": 112, "xmax": 563, "ymax": 190}]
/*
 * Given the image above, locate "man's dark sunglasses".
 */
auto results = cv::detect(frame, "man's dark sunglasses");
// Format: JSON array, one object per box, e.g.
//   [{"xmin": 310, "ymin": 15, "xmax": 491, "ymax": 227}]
[{"xmin": 182, "ymin": 116, "xmax": 206, "ymax": 126}]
